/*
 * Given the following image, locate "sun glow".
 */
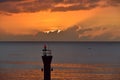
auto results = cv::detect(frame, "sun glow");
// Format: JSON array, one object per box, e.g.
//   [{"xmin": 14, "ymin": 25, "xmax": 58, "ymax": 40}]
[{"xmin": 0, "ymin": 8, "xmax": 99, "ymax": 35}]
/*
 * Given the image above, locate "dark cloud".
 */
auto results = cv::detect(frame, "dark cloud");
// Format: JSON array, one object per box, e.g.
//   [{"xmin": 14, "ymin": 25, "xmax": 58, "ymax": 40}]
[
  {"xmin": 52, "ymin": 4, "xmax": 99, "ymax": 11},
  {"xmin": 78, "ymin": 25, "xmax": 120, "ymax": 41},
  {"xmin": 0, "ymin": 26, "xmax": 79, "ymax": 41},
  {"xmin": 0, "ymin": 0, "xmax": 24, "ymax": 3},
  {"xmin": 18, "ymin": 1, "xmax": 52, "ymax": 12},
  {"xmin": 86, "ymin": 0, "xmax": 100, "ymax": 3},
  {"xmin": 0, "ymin": 0, "xmax": 119, "ymax": 14},
  {"xmin": 0, "ymin": 2, "xmax": 21, "ymax": 13},
  {"xmin": 0, "ymin": 25, "xmax": 120, "ymax": 41},
  {"xmin": 107, "ymin": 0, "xmax": 120, "ymax": 6},
  {"xmin": 35, "ymin": 26, "xmax": 79, "ymax": 41},
  {"xmin": 0, "ymin": 0, "xmax": 53, "ymax": 14},
  {"xmin": 79, "ymin": 28, "xmax": 93, "ymax": 34},
  {"xmin": 53, "ymin": 0, "xmax": 64, "ymax": 3},
  {"xmin": 110, "ymin": 0, "xmax": 120, "ymax": 3}
]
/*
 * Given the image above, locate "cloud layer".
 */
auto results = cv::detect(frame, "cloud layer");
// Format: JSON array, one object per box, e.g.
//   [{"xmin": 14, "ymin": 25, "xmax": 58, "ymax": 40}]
[
  {"xmin": 0, "ymin": 0, "xmax": 120, "ymax": 14},
  {"xmin": 0, "ymin": 25, "xmax": 120, "ymax": 41}
]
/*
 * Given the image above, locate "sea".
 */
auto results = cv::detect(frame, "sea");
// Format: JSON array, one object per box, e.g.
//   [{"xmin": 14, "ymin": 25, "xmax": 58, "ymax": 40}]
[{"xmin": 0, "ymin": 42, "xmax": 120, "ymax": 80}]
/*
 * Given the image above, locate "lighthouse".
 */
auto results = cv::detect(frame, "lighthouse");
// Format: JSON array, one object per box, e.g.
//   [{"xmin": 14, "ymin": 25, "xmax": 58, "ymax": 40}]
[{"xmin": 42, "ymin": 45, "xmax": 53, "ymax": 80}]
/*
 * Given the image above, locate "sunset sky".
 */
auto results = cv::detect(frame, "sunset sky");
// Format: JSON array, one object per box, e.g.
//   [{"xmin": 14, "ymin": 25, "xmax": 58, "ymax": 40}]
[{"xmin": 0, "ymin": 0, "xmax": 120, "ymax": 41}]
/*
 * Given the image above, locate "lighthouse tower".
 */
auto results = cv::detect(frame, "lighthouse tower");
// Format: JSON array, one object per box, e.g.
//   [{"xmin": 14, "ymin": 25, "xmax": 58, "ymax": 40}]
[{"xmin": 42, "ymin": 45, "xmax": 53, "ymax": 80}]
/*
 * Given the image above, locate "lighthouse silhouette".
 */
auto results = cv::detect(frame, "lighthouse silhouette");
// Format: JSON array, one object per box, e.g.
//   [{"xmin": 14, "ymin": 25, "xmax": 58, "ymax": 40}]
[{"xmin": 42, "ymin": 44, "xmax": 53, "ymax": 80}]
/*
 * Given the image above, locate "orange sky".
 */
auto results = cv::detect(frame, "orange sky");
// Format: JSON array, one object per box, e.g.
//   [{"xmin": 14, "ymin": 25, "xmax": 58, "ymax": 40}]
[
  {"xmin": 0, "ymin": 8, "xmax": 99, "ymax": 35},
  {"xmin": 0, "ymin": 0, "xmax": 120, "ymax": 41}
]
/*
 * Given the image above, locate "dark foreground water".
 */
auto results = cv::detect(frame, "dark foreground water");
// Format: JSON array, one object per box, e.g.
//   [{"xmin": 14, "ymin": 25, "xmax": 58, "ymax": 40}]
[{"xmin": 0, "ymin": 42, "xmax": 120, "ymax": 80}]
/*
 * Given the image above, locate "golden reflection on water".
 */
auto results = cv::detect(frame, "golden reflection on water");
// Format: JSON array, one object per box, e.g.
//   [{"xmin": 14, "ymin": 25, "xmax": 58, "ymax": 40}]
[{"xmin": 0, "ymin": 64, "xmax": 120, "ymax": 80}]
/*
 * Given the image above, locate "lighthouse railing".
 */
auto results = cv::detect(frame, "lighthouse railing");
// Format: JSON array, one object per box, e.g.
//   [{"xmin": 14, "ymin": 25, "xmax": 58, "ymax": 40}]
[{"xmin": 43, "ymin": 50, "xmax": 52, "ymax": 56}]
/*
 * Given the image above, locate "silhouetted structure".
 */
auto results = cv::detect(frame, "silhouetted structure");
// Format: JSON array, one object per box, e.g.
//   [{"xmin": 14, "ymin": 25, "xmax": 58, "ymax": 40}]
[{"xmin": 42, "ymin": 45, "xmax": 53, "ymax": 80}]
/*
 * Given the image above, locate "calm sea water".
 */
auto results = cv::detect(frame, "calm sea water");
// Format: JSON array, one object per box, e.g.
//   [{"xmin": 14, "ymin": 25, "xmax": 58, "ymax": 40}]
[{"xmin": 0, "ymin": 42, "xmax": 120, "ymax": 80}]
